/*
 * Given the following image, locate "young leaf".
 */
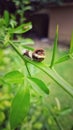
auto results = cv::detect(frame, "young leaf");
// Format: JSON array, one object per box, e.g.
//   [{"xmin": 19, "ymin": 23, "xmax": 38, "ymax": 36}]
[
  {"xmin": 28, "ymin": 77, "xmax": 49, "ymax": 95},
  {"xmin": 69, "ymin": 32, "xmax": 73, "ymax": 54},
  {"xmin": 4, "ymin": 71, "xmax": 24, "ymax": 84},
  {"xmin": 10, "ymin": 86, "xmax": 30, "ymax": 129},
  {"xmin": 50, "ymin": 25, "xmax": 58, "ymax": 68},
  {"xmin": 9, "ymin": 22, "xmax": 32, "ymax": 34},
  {"xmin": 4, "ymin": 10, "xmax": 9, "ymax": 27}
]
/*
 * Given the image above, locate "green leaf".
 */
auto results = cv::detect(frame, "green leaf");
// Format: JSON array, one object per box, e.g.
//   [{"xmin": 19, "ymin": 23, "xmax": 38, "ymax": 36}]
[
  {"xmin": 13, "ymin": 38, "xmax": 34, "ymax": 46},
  {"xmin": 70, "ymin": 32, "xmax": 73, "ymax": 54},
  {"xmin": 55, "ymin": 54, "xmax": 70, "ymax": 64},
  {"xmin": 50, "ymin": 25, "xmax": 58, "ymax": 67},
  {"xmin": 9, "ymin": 22, "xmax": 32, "ymax": 34},
  {"xmin": 4, "ymin": 71, "xmax": 24, "ymax": 84},
  {"xmin": 22, "ymin": 45, "xmax": 34, "ymax": 51},
  {"xmin": 28, "ymin": 77, "xmax": 49, "ymax": 95},
  {"xmin": 4, "ymin": 10, "xmax": 9, "ymax": 27},
  {"xmin": 10, "ymin": 86, "xmax": 30, "ymax": 129}
]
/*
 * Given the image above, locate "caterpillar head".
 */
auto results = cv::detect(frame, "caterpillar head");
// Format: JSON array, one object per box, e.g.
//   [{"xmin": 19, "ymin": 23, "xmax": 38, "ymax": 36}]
[{"xmin": 32, "ymin": 48, "xmax": 45, "ymax": 62}]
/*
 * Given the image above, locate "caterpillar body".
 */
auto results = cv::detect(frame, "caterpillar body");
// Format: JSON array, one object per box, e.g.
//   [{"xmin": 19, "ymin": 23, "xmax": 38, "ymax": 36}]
[{"xmin": 23, "ymin": 48, "xmax": 45, "ymax": 62}]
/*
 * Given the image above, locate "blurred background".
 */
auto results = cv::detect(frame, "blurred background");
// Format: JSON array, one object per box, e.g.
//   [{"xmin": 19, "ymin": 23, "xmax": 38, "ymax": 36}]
[{"xmin": 0, "ymin": 0, "xmax": 73, "ymax": 130}]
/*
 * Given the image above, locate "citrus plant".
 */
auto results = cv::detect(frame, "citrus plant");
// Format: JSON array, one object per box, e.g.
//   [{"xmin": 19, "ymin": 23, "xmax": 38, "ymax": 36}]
[{"xmin": 0, "ymin": 11, "xmax": 73, "ymax": 130}]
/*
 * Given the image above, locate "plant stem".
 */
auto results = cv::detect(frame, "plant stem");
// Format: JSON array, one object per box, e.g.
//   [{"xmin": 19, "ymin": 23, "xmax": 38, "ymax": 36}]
[
  {"xmin": 9, "ymin": 42, "xmax": 73, "ymax": 97},
  {"xmin": 9, "ymin": 41, "xmax": 31, "ymax": 76},
  {"xmin": 25, "ymin": 62, "xmax": 31, "ymax": 76},
  {"xmin": 9, "ymin": 41, "xmax": 26, "ymax": 62}
]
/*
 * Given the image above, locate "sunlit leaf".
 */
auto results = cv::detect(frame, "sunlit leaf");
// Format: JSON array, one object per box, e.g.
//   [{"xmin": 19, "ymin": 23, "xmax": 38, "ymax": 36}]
[
  {"xmin": 50, "ymin": 25, "xmax": 58, "ymax": 67},
  {"xmin": 28, "ymin": 77, "xmax": 49, "ymax": 95},
  {"xmin": 9, "ymin": 22, "xmax": 32, "ymax": 34},
  {"xmin": 4, "ymin": 71, "xmax": 24, "ymax": 84},
  {"xmin": 10, "ymin": 86, "xmax": 30, "ymax": 129}
]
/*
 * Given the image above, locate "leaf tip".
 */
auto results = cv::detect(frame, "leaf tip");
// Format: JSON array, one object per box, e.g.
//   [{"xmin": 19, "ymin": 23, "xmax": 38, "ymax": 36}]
[{"xmin": 56, "ymin": 24, "xmax": 59, "ymax": 34}]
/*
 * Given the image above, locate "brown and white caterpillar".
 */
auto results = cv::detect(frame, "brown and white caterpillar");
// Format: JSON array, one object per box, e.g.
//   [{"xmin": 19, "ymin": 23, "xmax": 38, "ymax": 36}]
[{"xmin": 23, "ymin": 48, "xmax": 45, "ymax": 62}]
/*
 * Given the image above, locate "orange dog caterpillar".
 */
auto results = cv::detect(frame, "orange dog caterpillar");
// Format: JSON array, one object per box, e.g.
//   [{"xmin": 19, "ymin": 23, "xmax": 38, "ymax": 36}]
[{"xmin": 23, "ymin": 48, "xmax": 45, "ymax": 62}]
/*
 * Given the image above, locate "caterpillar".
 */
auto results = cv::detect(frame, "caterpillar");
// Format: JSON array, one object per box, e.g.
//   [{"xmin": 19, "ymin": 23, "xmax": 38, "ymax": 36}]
[{"xmin": 23, "ymin": 48, "xmax": 45, "ymax": 62}]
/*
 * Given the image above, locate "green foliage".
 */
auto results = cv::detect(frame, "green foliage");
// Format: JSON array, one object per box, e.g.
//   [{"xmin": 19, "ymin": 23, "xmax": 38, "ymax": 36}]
[
  {"xmin": 50, "ymin": 25, "xmax": 58, "ymax": 68},
  {"xmin": 9, "ymin": 22, "xmax": 32, "ymax": 34},
  {"xmin": 0, "ymin": 10, "xmax": 73, "ymax": 130},
  {"xmin": 13, "ymin": 0, "xmax": 31, "ymax": 23},
  {"xmin": 10, "ymin": 85, "xmax": 30, "ymax": 129},
  {"xmin": 4, "ymin": 71, "xmax": 24, "ymax": 84},
  {"xmin": 28, "ymin": 77, "xmax": 49, "ymax": 95}
]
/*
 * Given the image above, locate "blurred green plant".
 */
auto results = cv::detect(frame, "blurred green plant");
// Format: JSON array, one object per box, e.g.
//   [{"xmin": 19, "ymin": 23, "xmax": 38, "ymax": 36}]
[
  {"xmin": 12, "ymin": 0, "xmax": 31, "ymax": 24},
  {"xmin": 0, "ymin": 10, "xmax": 73, "ymax": 130}
]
